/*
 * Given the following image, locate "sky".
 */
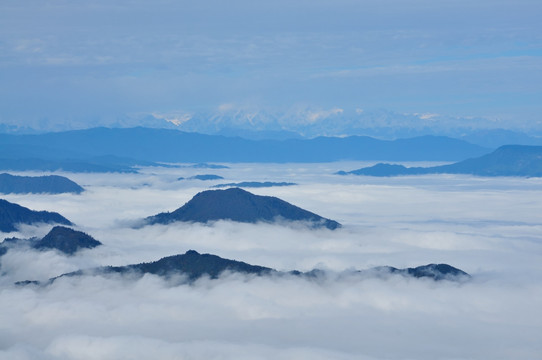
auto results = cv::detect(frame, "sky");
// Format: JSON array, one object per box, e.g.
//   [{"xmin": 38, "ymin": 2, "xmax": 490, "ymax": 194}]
[
  {"xmin": 0, "ymin": 0, "xmax": 541, "ymax": 133},
  {"xmin": 1, "ymin": 164, "xmax": 542, "ymax": 359}
]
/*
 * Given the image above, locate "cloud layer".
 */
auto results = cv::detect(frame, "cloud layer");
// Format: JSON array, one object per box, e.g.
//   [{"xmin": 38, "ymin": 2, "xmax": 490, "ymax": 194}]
[{"xmin": 1, "ymin": 164, "xmax": 541, "ymax": 359}]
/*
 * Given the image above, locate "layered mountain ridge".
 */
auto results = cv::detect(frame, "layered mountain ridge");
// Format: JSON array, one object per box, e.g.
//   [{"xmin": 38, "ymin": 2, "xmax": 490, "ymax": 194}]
[
  {"xmin": 338, "ymin": 145, "xmax": 542, "ymax": 177},
  {"xmin": 25, "ymin": 250, "xmax": 470, "ymax": 286},
  {"xmin": 0, "ymin": 128, "xmax": 489, "ymax": 173}
]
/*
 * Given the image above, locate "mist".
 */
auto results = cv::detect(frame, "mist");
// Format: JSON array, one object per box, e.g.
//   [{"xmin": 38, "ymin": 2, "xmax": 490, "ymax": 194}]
[{"xmin": 1, "ymin": 163, "xmax": 541, "ymax": 359}]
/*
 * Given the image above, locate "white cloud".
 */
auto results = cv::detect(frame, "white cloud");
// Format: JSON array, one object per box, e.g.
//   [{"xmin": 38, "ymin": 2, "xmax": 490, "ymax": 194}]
[
  {"xmin": 1, "ymin": 165, "xmax": 542, "ymax": 358},
  {"xmin": 151, "ymin": 112, "xmax": 192, "ymax": 127},
  {"xmin": 299, "ymin": 107, "xmax": 344, "ymax": 124},
  {"xmin": 416, "ymin": 112, "xmax": 439, "ymax": 120}
]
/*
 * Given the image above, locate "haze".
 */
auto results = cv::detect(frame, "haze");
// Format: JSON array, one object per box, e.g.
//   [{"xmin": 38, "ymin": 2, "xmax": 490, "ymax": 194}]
[{"xmin": 0, "ymin": 0, "xmax": 541, "ymax": 132}]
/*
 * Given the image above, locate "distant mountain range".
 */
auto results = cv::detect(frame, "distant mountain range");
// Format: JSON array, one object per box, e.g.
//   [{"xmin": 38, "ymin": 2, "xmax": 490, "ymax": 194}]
[
  {"xmin": 4, "ymin": 109, "xmax": 542, "ymax": 147},
  {"xmin": 337, "ymin": 145, "xmax": 542, "ymax": 177},
  {"xmin": 0, "ymin": 199, "xmax": 72, "ymax": 232},
  {"xmin": 26, "ymin": 250, "xmax": 469, "ymax": 286},
  {"xmin": 144, "ymin": 188, "xmax": 341, "ymax": 230},
  {"xmin": 179, "ymin": 163, "xmax": 230, "ymax": 169},
  {"xmin": 1, "ymin": 226, "xmax": 102, "ymax": 256},
  {"xmin": 0, "ymin": 154, "xmax": 164, "ymax": 173},
  {"xmin": 190, "ymin": 109, "xmax": 542, "ymax": 147},
  {"xmin": 0, "ymin": 128, "xmax": 490, "ymax": 171},
  {"xmin": 186, "ymin": 174, "xmax": 224, "ymax": 181},
  {"xmin": 212, "ymin": 181, "xmax": 297, "ymax": 188},
  {"xmin": 0, "ymin": 173, "xmax": 84, "ymax": 194}
]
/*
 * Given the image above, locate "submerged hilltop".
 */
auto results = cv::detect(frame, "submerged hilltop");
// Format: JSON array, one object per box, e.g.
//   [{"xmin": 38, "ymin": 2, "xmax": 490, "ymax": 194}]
[
  {"xmin": 0, "ymin": 173, "xmax": 84, "ymax": 194},
  {"xmin": 144, "ymin": 188, "xmax": 341, "ymax": 230},
  {"xmin": 0, "ymin": 199, "xmax": 72, "ymax": 233},
  {"xmin": 1, "ymin": 226, "xmax": 102, "ymax": 256},
  {"xmin": 33, "ymin": 226, "xmax": 102, "ymax": 255},
  {"xmin": 28, "ymin": 250, "xmax": 470, "ymax": 286}
]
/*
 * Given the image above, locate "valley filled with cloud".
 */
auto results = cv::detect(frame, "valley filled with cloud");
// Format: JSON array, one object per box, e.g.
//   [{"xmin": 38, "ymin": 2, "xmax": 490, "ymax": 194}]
[
  {"xmin": 2, "ymin": 0, "xmax": 541, "ymax": 358},
  {"xmin": 1, "ymin": 163, "xmax": 541, "ymax": 359}
]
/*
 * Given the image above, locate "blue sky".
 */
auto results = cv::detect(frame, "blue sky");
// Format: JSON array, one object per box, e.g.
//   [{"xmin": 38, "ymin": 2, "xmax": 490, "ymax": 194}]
[{"xmin": 0, "ymin": 0, "xmax": 541, "ymax": 132}]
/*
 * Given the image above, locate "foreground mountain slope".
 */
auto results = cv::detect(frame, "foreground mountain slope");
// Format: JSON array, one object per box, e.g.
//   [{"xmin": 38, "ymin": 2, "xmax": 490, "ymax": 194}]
[
  {"xmin": 144, "ymin": 188, "xmax": 341, "ymax": 230},
  {"xmin": 0, "ymin": 199, "xmax": 72, "ymax": 232},
  {"xmin": 0, "ymin": 173, "xmax": 84, "ymax": 194},
  {"xmin": 339, "ymin": 145, "xmax": 542, "ymax": 177}
]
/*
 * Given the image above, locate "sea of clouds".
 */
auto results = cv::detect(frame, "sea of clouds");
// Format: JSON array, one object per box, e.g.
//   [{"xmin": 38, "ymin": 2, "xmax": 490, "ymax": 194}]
[{"xmin": 1, "ymin": 163, "xmax": 541, "ymax": 359}]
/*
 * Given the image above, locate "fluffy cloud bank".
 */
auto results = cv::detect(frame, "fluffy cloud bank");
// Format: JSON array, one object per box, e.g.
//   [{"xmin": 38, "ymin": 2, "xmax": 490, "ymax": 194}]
[{"xmin": 1, "ymin": 163, "xmax": 541, "ymax": 359}]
